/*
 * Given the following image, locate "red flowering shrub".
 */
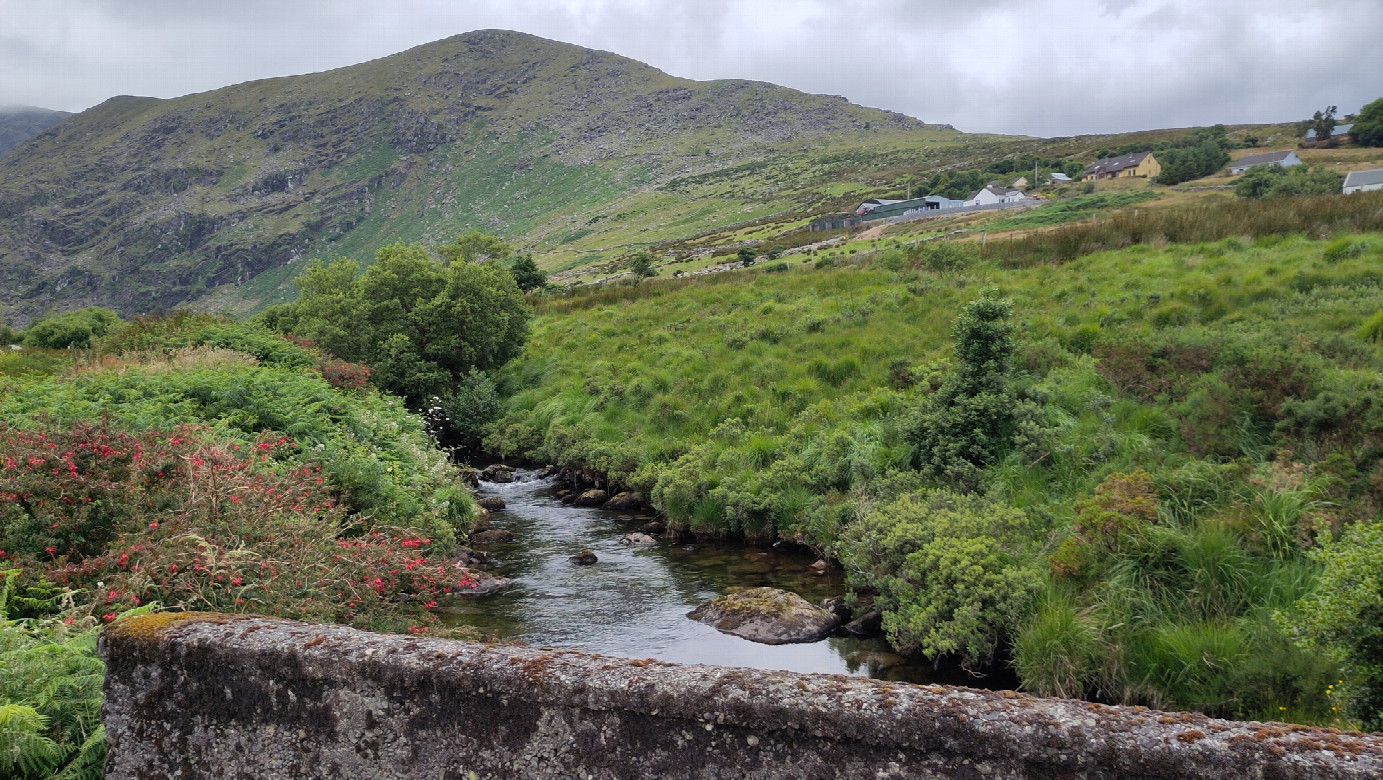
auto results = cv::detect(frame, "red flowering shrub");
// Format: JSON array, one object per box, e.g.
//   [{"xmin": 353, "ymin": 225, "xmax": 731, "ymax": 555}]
[
  {"xmin": 315, "ymin": 358, "xmax": 373, "ymax": 391},
  {"xmin": 2, "ymin": 419, "xmax": 474, "ymax": 632}
]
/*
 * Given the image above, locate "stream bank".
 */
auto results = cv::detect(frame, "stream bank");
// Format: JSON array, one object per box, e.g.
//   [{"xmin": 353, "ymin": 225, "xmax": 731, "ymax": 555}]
[{"xmin": 440, "ymin": 468, "xmax": 1016, "ymax": 688}]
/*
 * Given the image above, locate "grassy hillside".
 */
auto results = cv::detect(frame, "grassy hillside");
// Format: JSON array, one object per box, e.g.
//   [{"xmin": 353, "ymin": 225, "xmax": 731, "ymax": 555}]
[
  {"xmin": 0, "ymin": 30, "xmax": 960, "ymax": 326},
  {"xmin": 3, "ymin": 29, "xmax": 1330, "ymax": 327},
  {"xmin": 487, "ymin": 192, "xmax": 1383, "ymax": 724}
]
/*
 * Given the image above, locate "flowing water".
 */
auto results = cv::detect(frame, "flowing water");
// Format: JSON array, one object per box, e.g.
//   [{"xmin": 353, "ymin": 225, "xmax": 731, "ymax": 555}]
[{"xmin": 438, "ymin": 469, "xmax": 1015, "ymax": 688}]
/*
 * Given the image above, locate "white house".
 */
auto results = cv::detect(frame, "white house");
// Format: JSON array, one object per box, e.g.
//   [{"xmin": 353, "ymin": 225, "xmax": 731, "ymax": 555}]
[
  {"xmin": 1227, "ymin": 150, "xmax": 1301, "ymax": 175},
  {"xmin": 1049, "ymin": 172, "xmax": 1073, "ymax": 184},
  {"xmin": 967, "ymin": 185, "xmax": 1025, "ymax": 206},
  {"xmin": 1343, "ymin": 169, "xmax": 1383, "ymax": 194}
]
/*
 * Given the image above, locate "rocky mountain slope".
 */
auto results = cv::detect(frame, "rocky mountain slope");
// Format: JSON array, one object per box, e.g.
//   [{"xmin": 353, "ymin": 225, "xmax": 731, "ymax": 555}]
[
  {"xmin": 0, "ymin": 29, "xmax": 956, "ymax": 326},
  {"xmin": 0, "ymin": 105, "xmax": 72, "ymax": 158}
]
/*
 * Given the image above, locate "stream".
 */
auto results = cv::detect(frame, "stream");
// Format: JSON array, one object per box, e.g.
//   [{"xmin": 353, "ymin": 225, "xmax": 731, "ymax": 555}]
[{"xmin": 438, "ymin": 469, "xmax": 1014, "ymax": 688}]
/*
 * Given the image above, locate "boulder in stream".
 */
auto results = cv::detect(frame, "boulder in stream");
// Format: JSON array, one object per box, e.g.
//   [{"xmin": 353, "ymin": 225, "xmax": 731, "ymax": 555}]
[
  {"xmin": 454, "ymin": 547, "xmax": 492, "ymax": 568},
  {"xmin": 574, "ymin": 489, "xmax": 608, "ymax": 507},
  {"xmin": 843, "ymin": 609, "xmax": 884, "ymax": 638},
  {"xmin": 450, "ymin": 569, "xmax": 512, "ymax": 597},
  {"xmin": 470, "ymin": 529, "xmax": 516, "ymax": 545},
  {"xmin": 687, "ymin": 587, "xmax": 840, "ymax": 645},
  {"xmin": 603, "ymin": 491, "xmax": 643, "ymax": 510},
  {"xmin": 569, "ymin": 550, "xmax": 598, "ymax": 566},
  {"xmin": 480, "ymin": 464, "xmax": 514, "ymax": 483},
  {"xmin": 620, "ymin": 532, "xmax": 658, "ymax": 547},
  {"xmin": 639, "ymin": 520, "xmax": 666, "ymax": 535},
  {"xmin": 477, "ymin": 496, "xmax": 506, "ymax": 511}
]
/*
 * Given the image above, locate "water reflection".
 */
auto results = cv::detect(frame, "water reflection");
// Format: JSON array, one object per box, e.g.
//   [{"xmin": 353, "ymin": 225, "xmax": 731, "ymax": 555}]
[{"xmin": 438, "ymin": 469, "xmax": 1013, "ymax": 689}]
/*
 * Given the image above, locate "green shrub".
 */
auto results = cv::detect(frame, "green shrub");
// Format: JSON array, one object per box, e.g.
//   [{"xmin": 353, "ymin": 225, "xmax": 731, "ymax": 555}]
[
  {"xmin": 840, "ymin": 489, "xmax": 1041, "ymax": 666},
  {"xmin": 908, "ymin": 290, "xmax": 1019, "ymax": 488},
  {"xmin": 1323, "ymin": 237, "xmax": 1370, "ymax": 263},
  {"xmin": 1290, "ymin": 521, "xmax": 1383, "ymax": 730},
  {"xmin": 21, "ymin": 308, "xmax": 121, "ymax": 350}
]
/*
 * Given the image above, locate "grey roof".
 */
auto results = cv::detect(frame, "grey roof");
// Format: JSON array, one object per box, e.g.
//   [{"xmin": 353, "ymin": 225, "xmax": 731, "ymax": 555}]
[
  {"xmin": 1344, "ymin": 169, "xmax": 1383, "ymax": 188},
  {"xmin": 1049, "ymin": 172, "xmax": 1072, "ymax": 181},
  {"xmin": 1083, "ymin": 151, "xmax": 1151, "ymax": 175},
  {"xmin": 1230, "ymin": 150, "xmax": 1294, "ymax": 168},
  {"xmin": 1305, "ymin": 123, "xmax": 1354, "ymax": 141}
]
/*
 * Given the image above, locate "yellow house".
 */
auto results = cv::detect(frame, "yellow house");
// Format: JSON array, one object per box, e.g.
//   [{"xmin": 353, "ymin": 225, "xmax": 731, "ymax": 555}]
[{"xmin": 1082, "ymin": 152, "xmax": 1161, "ymax": 181}]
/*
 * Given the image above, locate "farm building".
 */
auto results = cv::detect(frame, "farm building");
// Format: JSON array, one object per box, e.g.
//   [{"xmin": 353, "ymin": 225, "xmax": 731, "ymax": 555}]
[
  {"xmin": 1082, "ymin": 152, "xmax": 1160, "ymax": 181},
  {"xmin": 1343, "ymin": 169, "xmax": 1383, "ymax": 194},
  {"xmin": 1049, "ymin": 172, "xmax": 1073, "ymax": 183},
  {"xmin": 855, "ymin": 198, "xmax": 903, "ymax": 215},
  {"xmin": 809, "ymin": 213, "xmax": 864, "ymax": 232},
  {"xmin": 1227, "ymin": 150, "xmax": 1301, "ymax": 175}
]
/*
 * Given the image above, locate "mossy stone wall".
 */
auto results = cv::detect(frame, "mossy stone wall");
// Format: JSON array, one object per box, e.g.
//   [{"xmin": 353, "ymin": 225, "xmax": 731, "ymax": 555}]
[{"xmin": 101, "ymin": 615, "xmax": 1383, "ymax": 779}]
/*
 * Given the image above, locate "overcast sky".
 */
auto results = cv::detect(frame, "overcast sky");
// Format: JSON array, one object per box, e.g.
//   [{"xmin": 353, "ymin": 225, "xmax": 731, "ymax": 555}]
[{"xmin": 1, "ymin": 0, "xmax": 1379, "ymax": 137}]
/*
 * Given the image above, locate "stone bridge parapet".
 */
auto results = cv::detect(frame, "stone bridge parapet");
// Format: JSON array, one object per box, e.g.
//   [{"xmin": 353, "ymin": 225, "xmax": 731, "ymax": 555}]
[{"xmin": 100, "ymin": 613, "xmax": 1383, "ymax": 778}]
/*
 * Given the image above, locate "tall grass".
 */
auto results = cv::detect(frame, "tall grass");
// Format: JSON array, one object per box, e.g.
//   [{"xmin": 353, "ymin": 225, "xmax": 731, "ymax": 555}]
[{"xmin": 982, "ymin": 190, "xmax": 1383, "ymax": 266}]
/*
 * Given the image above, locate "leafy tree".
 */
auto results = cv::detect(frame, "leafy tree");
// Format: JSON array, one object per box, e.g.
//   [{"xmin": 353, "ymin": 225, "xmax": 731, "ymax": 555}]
[
  {"xmin": 765, "ymin": 245, "xmax": 785, "ymax": 260},
  {"xmin": 437, "ymin": 230, "xmax": 513, "ymax": 264},
  {"xmin": 265, "ymin": 243, "xmax": 531, "ymax": 407},
  {"xmin": 738, "ymin": 247, "xmax": 758, "ymax": 267},
  {"xmin": 430, "ymin": 370, "xmax": 499, "ymax": 453},
  {"xmin": 628, "ymin": 251, "xmax": 657, "ymax": 279},
  {"xmin": 1235, "ymin": 165, "xmax": 1344, "ymax": 198},
  {"xmin": 1308, "ymin": 105, "xmax": 1338, "ymax": 142},
  {"xmin": 839, "ymin": 489, "xmax": 1040, "ymax": 666},
  {"xmin": 20, "ymin": 308, "xmax": 121, "ymax": 349},
  {"xmin": 908, "ymin": 289, "xmax": 1018, "ymax": 488},
  {"xmin": 1290, "ymin": 521, "xmax": 1383, "ymax": 730},
  {"xmin": 507, "ymin": 253, "xmax": 547, "ymax": 292},
  {"xmin": 1155, "ymin": 139, "xmax": 1231, "ymax": 185},
  {"xmin": 0, "ymin": 322, "xmax": 17, "ymax": 346},
  {"xmin": 1351, "ymin": 97, "xmax": 1383, "ymax": 147}
]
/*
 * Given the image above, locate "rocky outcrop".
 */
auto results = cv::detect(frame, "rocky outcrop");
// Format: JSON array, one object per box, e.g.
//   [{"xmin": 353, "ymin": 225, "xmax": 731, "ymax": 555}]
[
  {"xmin": 101, "ymin": 614, "xmax": 1383, "ymax": 779},
  {"xmin": 687, "ymin": 587, "xmax": 840, "ymax": 645}
]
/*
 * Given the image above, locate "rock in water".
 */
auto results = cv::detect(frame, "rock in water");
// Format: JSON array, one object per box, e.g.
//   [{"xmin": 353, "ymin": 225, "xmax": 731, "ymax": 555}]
[
  {"xmin": 620, "ymin": 532, "xmax": 658, "ymax": 547},
  {"xmin": 573, "ymin": 489, "xmax": 608, "ymax": 506},
  {"xmin": 603, "ymin": 491, "xmax": 642, "ymax": 510},
  {"xmin": 687, "ymin": 587, "xmax": 840, "ymax": 645},
  {"xmin": 480, "ymin": 464, "xmax": 514, "ymax": 483},
  {"xmin": 470, "ymin": 529, "xmax": 515, "ymax": 545},
  {"xmin": 639, "ymin": 520, "xmax": 666, "ymax": 535},
  {"xmin": 477, "ymin": 496, "xmax": 506, "ymax": 511},
  {"xmin": 450, "ymin": 570, "xmax": 512, "ymax": 597},
  {"xmin": 843, "ymin": 609, "xmax": 883, "ymax": 638},
  {"xmin": 454, "ymin": 547, "xmax": 492, "ymax": 567},
  {"xmin": 569, "ymin": 550, "xmax": 598, "ymax": 565}
]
